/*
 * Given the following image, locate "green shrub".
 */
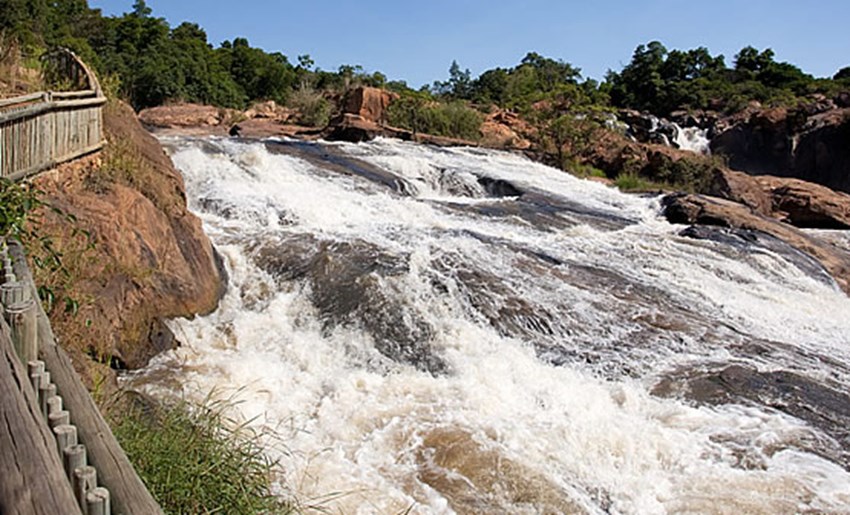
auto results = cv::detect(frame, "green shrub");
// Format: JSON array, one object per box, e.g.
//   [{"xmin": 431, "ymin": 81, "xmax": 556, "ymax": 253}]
[
  {"xmin": 388, "ymin": 97, "xmax": 483, "ymax": 140},
  {"xmin": 112, "ymin": 394, "xmax": 290, "ymax": 515},
  {"xmin": 643, "ymin": 155, "xmax": 720, "ymax": 192},
  {"xmin": 288, "ymin": 86, "xmax": 331, "ymax": 127}
]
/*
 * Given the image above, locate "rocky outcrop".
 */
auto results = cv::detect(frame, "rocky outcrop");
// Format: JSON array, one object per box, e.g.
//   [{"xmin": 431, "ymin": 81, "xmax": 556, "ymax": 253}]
[
  {"xmin": 342, "ymin": 87, "xmax": 397, "ymax": 125},
  {"xmin": 661, "ymin": 193, "xmax": 850, "ymax": 295},
  {"xmin": 243, "ymin": 100, "xmax": 294, "ymax": 121},
  {"xmin": 708, "ymin": 168, "xmax": 850, "ymax": 229},
  {"xmin": 33, "ymin": 101, "xmax": 226, "ymax": 382},
  {"xmin": 324, "ymin": 113, "xmax": 385, "ymax": 143},
  {"xmin": 711, "ymin": 105, "xmax": 850, "ymax": 194},
  {"xmin": 479, "ymin": 110, "xmax": 533, "ymax": 149},
  {"xmin": 138, "ymin": 102, "xmax": 235, "ymax": 129},
  {"xmin": 323, "ymin": 87, "xmax": 398, "ymax": 143}
]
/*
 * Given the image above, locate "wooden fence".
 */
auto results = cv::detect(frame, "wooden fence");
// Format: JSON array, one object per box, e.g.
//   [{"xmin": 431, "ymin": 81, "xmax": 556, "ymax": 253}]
[
  {"xmin": 0, "ymin": 241, "xmax": 163, "ymax": 515},
  {"xmin": 0, "ymin": 49, "xmax": 106, "ymax": 180},
  {"xmin": 0, "ymin": 50, "xmax": 161, "ymax": 514}
]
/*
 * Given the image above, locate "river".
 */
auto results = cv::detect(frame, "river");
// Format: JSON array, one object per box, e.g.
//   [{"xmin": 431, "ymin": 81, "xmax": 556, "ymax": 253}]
[{"xmin": 127, "ymin": 136, "xmax": 850, "ymax": 514}]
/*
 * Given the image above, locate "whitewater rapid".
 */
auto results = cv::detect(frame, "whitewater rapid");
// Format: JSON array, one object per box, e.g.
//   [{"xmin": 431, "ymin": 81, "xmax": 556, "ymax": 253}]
[{"xmin": 127, "ymin": 137, "xmax": 850, "ymax": 514}]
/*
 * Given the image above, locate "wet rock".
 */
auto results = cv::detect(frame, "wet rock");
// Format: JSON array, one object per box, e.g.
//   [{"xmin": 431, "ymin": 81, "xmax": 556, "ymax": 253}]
[
  {"xmin": 678, "ymin": 225, "xmax": 833, "ymax": 286},
  {"xmin": 476, "ymin": 176, "xmax": 523, "ymax": 197},
  {"xmin": 265, "ymin": 139, "xmax": 413, "ymax": 194},
  {"xmin": 662, "ymin": 193, "xmax": 850, "ymax": 294},
  {"xmin": 655, "ymin": 365, "xmax": 850, "ymax": 468},
  {"xmin": 324, "ymin": 113, "xmax": 383, "ymax": 142},
  {"xmin": 252, "ymin": 236, "xmax": 446, "ymax": 375}
]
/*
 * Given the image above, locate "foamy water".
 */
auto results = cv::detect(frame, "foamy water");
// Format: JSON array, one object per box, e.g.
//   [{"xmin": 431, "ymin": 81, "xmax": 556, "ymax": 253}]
[{"xmin": 127, "ymin": 137, "xmax": 850, "ymax": 514}]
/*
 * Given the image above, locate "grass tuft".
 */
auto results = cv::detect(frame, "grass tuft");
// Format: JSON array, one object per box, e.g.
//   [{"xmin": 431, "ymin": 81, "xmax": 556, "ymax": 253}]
[
  {"xmin": 613, "ymin": 172, "xmax": 667, "ymax": 192},
  {"xmin": 111, "ymin": 392, "xmax": 292, "ymax": 514}
]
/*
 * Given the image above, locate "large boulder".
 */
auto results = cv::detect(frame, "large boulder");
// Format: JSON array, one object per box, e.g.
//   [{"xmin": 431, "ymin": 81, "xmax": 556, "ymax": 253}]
[
  {"xmin": 479, "ymin": 110, "xmax": 533, "ymax": 149},
  {"xmin": 34, "ymin": 101, "xmax": 226, "ymax": 380},
  {"xmin": 342, "ymin": 87, "xmax": 398, "ymax": 125},
  {"xmin": 711, "ymin": 106, "xmax": 850, "ymax": 194},
  {"xmin": 707, "ymin": 168, "xmax": 850, "ymax": 229},
  {"xmin": 324, "ymin": 113, "xmax": 384, "ymax": 143}
]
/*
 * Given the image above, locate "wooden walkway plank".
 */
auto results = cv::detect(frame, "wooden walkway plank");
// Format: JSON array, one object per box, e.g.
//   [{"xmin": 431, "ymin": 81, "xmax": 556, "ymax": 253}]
[{"xmin": 0, "ymin": 320, "xmax": 82, "ymax": 515}]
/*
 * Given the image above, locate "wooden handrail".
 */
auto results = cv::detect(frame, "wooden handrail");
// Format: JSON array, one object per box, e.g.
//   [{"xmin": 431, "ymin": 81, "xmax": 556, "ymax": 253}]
[
  {"xmin": 0, "ymin": 92, "xmax": 48, "ymax": 108},
  {"xmin": 0, "ymin": 96, "xmax": 106, "ymax": 124},
  {"xmin": 8, "ymin": 243, "xmax": 163, "ymax": 515}
]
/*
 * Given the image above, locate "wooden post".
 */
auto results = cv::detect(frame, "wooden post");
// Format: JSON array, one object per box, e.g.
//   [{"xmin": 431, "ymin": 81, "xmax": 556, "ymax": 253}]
[
  {"xmin": 40, "ymin": 382, "xmax": 57, "ymax": 418},
  {"xmin": 1, "ymin": 281, "xmax": 27, "ymax": 308},
  {"xmin": 0, "ymin": 320, "xmax": 81, "ymax": 514},
  {"xmin": 8, "ymin": 298, "xmax": 38, "ymax": 364},
  {"xmin": 74, "ymin": 466, "xmax": 98, "ymax": 511},
  {"xmin": 47, "ymin": 394, "xmax": 63, "ymax": 415},
  {"xmin": 86, "ymin": 488, "xmax": 111, "ymax": 515},
  {"xmin": 28, "ymin": 360, "xmax": 45, "ymax": 395},
  {"xmin": 49, "ymin": 410, "xmax": 71, "ymax": 429},
  {"xmin": 54, "ymin": 424, "xmax": 78, "ymax": 454},
  {"xmin": 6, "ymin": 299, "xmax": 38, "ymax": 363},
  {"xmin": 64, "ymin": 443, "xmax": 87, "ymax": 479},
  {"xmin": 37, "ymin": 371, "xmax": 51, "ymax": 405}
]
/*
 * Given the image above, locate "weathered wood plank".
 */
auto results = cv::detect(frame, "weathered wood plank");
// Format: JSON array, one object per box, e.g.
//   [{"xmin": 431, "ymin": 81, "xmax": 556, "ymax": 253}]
[
  {"xmin": 0, "ymin": 92, "xmax": 46, "ymax": 108},
  {"xmin": 9, "ymin": 244, "xmax": 164, "ymax": 515},
  {"xmin": 0, "ymin": 318, "xmax": 82, "ymax": 515}
]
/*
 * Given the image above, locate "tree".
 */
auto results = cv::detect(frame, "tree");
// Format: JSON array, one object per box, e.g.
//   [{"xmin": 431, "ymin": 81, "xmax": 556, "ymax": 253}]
[
  {"xmin": 836, "ymin": 66, "xmax": 850, "ymax": 81},
  {"xmin": 519, "ymin": 51, "xmax": 581, "ymax": 91},
  {"xmin": 433, "ymin": 60, "xmax": 473, "ymax": 99},
  {"xmin": 131, "ymin": 0, "xmax": 152, "ymax": 18},
  {"xmin": 734, "ymin": 46, "xmax": 775, "ymax": 74}
]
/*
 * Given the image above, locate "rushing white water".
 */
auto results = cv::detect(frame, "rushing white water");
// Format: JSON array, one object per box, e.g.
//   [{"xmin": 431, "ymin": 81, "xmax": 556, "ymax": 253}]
[
  {"xmin": 674, "ymin": 125, "xmax": 711, "ymax": 155},
  {"xmin": 128, "ymin": 136, "xmax": 850, "ymax": 514}
]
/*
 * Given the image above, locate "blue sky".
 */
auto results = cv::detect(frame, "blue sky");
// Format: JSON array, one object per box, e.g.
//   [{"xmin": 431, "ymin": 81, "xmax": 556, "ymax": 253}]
[{"xmin": 89, "ymin": 0, "xmax": 850, "ymax": 87}]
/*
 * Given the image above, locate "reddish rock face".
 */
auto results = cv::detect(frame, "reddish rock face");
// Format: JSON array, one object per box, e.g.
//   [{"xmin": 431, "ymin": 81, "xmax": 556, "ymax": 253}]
[
  {"xmin": 479, "ymin": 110, "xmax": 533, "ymax": 150},
  {"xmin": 138, "ymin": 103, "xmax": 234, "ymax": 129},
  {"xmin": 34, "ymin": 101, "xmax": 226, "ymax": 375},
  {"xmin": 342, "ymin": 87, "xmax": 398, "ymax": 125},
  {"xmin": 708, "ymin": 168, "xmax": 850, "ymax": 230}
]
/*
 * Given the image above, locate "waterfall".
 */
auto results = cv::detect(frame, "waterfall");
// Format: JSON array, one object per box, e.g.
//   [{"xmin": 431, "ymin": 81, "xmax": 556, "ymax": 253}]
[
  {"xmin": 674, "ymin": 124, "xmax": 712, "ymax": 155},
  {"xmin": 127, "ymin": 136, "xmax": 850, "ymax": 514}
]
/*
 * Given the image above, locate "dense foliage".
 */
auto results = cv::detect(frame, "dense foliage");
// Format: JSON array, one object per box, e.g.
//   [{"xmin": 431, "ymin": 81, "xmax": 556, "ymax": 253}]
[
  {"xmin": 0, "ymin": 0, "xmax": 385, "ymax": 109},
  {"xmin": 604, "ymin": 41, "xmax": 838, "ymax": 115},
  {"xmin": 3, "ymin": 1, "xmax": 846, "ymax": 118}
]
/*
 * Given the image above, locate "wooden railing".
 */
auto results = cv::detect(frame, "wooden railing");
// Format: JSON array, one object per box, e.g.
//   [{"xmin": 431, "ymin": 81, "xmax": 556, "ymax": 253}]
[
  {"xmin": 0, "ymin": 48, "xmax": 106, "ymax": 180},
  {"xmin": 0, "ymin": 50, "xmax": 162, "ymax": 514},
  {"xmin": 0, "ymin": 241, "xmax": 163, "ymax": 515}
]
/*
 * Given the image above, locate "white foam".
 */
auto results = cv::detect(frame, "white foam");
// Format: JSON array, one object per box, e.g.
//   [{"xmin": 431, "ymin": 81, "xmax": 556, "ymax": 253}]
[{"xmin": 133, "ymin": 137, "xmax": 850, "ymax": 514}]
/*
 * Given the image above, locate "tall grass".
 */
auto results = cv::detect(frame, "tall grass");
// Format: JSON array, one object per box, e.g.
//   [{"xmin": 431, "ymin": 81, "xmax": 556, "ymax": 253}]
[{"xmin": 111, "ymin": 393, "xmax": 292, "ymax": 514}]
